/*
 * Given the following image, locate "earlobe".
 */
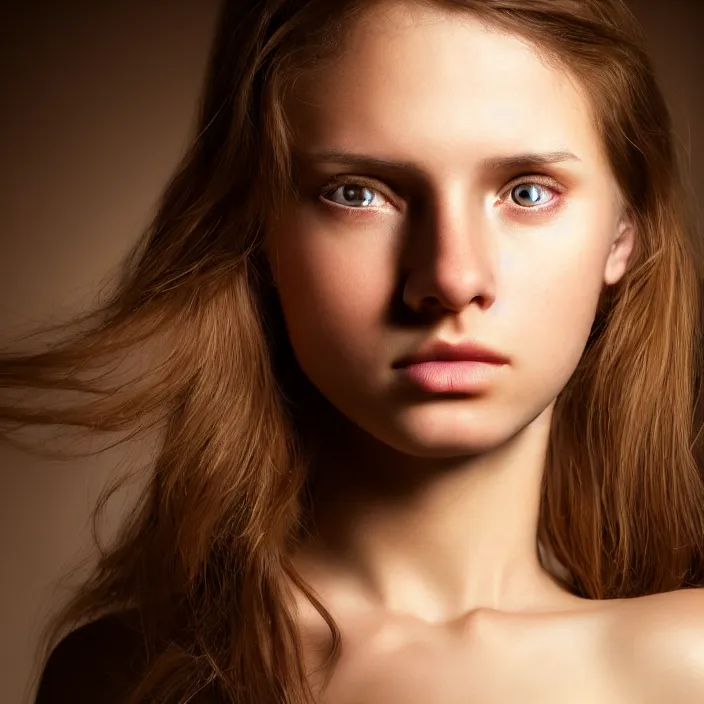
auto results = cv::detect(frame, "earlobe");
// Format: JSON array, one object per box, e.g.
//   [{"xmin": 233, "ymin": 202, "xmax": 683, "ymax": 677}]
[{"xmin": 603, "ymin": 218, "xmax": 636, "ymax": 286}]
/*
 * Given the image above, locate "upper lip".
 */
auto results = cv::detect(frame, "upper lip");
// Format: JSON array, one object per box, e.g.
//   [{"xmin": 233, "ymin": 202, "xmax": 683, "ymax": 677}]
[{"xmin": 394, "ymin": 339, "xmax": 510, "ymax": 367}]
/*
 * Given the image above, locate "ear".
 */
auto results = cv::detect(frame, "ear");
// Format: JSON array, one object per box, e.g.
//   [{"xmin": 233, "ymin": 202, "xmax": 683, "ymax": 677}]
[{"xmin": 603, "ymin": 214, "xmax": 636, "ymax": 286}]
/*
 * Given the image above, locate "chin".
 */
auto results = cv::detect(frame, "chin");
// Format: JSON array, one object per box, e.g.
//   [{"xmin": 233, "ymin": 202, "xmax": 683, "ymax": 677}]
[
  {"xmin": 388, "ymin": 430, "xmax": 515, "ymax": 459},
  {"xmin": 387, "ymin": 438, "xmax": 506, "ymax": 459},
  {"xmin": 365, "ymin": 403, "xmax": 528, "ymax": 458}
]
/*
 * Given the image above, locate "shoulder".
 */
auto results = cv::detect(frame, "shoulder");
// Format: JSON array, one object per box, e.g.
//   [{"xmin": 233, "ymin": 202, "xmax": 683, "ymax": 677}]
[
  {"xmin": 34, "ymin": 610, "xmax": 148, "ymax": 704},
  {"xmin": 611, "ymin": 588, "xmax": 704, "ymax": 703}
]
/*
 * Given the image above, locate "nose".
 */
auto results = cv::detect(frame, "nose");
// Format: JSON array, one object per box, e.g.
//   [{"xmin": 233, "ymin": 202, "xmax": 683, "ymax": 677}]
[{"xmin": 402, "ymin": 197, "xmax": 497, "ymax": 314}]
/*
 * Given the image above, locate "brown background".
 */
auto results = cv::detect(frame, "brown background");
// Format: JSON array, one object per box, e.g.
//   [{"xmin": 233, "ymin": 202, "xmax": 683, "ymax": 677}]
[{"xmin": 0, "ymin": 2, "xmax": 701, "ymax": 703}]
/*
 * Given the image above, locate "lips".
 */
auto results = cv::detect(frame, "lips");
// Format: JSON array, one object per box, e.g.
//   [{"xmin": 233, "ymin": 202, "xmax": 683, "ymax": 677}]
[
  {"xmin": 392, "ymin": 339, "xmax": 509, "ymax": 394},
  {"xmin": 394, "ymin": 339, "xmax": 510, "ymax": 368}
]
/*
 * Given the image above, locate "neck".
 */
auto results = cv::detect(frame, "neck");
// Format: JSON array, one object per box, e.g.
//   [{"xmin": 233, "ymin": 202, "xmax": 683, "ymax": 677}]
[{"xmin": 295, "ymin": 400, "xmax": 577, "ymax": 624}]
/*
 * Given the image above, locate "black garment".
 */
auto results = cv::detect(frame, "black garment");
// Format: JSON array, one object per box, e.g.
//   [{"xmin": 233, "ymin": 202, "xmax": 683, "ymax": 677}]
[{"xmin": 34, "ymin": 612, "xmax": 148, "ymax": 704}]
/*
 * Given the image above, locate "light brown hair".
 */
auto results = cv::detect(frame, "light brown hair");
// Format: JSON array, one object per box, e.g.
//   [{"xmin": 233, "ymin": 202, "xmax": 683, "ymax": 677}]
[{"xmin": 3, "ymin": 0, "xmax": 704, "ymax": 702}]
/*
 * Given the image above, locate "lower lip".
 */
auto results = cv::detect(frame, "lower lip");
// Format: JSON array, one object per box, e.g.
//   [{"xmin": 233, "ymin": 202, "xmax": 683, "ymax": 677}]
[{"xmin": 398, "ymin": 360, "xmax": 506, "ymax": 393}]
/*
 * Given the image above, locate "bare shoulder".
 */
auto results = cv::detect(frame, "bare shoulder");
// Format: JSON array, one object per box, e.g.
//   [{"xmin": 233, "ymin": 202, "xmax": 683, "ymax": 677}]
[
  {"xmin": 607, "ymin": 587, "xmax": 704, "ymax": 704},
  {"xmin": 34, "ymin": 610, "xmax": 148, "ymax": 704}
]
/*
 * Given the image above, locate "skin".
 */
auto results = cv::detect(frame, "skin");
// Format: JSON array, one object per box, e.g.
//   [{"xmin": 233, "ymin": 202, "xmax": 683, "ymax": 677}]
[{"xmin": 264, "ymin": 2, "xmax": 704, "ymax": 701}]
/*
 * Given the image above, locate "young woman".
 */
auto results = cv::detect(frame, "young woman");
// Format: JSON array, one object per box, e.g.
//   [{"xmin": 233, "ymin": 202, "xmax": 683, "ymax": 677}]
[{"xmin": 5, "ymin": 0, "xmax": 704, "ymax": 702}]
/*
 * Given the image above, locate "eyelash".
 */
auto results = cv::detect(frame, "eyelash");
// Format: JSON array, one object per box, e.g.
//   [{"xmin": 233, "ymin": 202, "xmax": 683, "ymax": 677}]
[{"xmin": 317, "ymin": 175, "xmax": 563, "ymax": 217}]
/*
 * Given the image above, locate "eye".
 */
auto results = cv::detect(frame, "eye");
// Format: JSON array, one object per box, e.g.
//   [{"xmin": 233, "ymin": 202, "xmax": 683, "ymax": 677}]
[
  {"xmin": 508, "ymin": 181, "xmax": 557, "ymax": 208},
  {"xmin": 319, "ymin": 178, "xmax": 390, "ymax": 209}
]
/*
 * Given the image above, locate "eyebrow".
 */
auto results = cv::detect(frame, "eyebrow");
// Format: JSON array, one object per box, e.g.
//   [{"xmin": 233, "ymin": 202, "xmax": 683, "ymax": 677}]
[{"xmin": 296, "ymin": 149, "xmax": 581, "ymax": 175}]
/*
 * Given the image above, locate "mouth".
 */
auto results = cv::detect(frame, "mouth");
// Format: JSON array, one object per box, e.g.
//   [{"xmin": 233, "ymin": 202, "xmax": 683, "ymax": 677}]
[
  {"xmin": 394, "ymin": 338, "xmax": 510, "ymax": 367},
  {"xmin": 393, "ymin": 339, "xmax": 509, "ymax": 394}
]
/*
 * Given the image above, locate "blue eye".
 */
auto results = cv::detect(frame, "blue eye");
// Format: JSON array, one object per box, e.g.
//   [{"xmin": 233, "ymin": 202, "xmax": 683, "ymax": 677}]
[
  {"xmin": 320, "ymin": 180, "xmax": 387, "ymax": 209},
  {"xmin": 510, "ymin": 183, "xmax": 553, "ymax": 207}
]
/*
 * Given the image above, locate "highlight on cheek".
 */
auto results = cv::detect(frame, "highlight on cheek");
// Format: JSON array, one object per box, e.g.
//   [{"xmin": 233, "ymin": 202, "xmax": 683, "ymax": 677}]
[{"xmin": 499, "ymin": 253, "xmax": 514, "ymax": 271}]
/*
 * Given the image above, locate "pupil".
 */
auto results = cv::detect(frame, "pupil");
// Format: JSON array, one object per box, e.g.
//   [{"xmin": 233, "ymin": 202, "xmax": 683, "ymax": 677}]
[
  {"xmin": 516, "ymin": 184, "xmax": 540, "ymax": 204},
  {"xmin": 344, "ymin": 185, "xmax": 372, "ymax": 206}
]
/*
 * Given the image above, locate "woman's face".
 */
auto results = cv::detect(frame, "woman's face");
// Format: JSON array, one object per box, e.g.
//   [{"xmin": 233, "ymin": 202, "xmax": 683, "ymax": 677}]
[{"xmin": 265, "ymin": 1, "xmax": 634, "ymax": 457}]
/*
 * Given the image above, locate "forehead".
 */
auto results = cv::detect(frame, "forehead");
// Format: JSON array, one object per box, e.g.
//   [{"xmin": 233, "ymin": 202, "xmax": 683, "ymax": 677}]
[{"xmin": 286, "ymin": 1, "xmax": 606, "ymax": 175}]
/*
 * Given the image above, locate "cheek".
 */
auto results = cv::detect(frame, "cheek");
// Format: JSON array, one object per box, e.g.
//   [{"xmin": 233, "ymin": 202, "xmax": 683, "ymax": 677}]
[
  {"xmin": 516, "ymin": 251, "xmax": 604, "ymax": 316},
  {"xmin": 268, "ymin": 220, "xmax": 396, "ymax": 360},
  {"xmin": 503, "ymin": 233, "xmax": 610, "ymax": 378}
]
